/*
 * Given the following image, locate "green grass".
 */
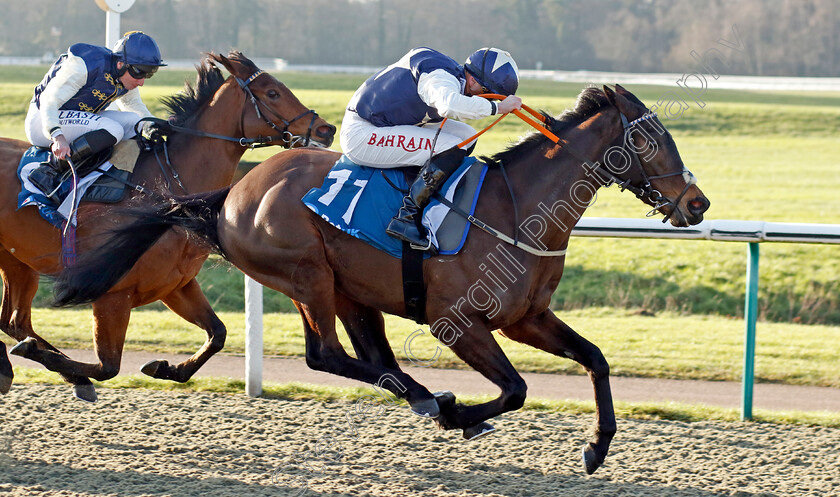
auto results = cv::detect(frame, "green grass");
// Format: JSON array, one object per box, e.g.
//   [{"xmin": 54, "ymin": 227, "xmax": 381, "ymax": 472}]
[
  {"xmin": 3, "ymin": 65, "xmax": 840, "ymax": 323},
  {"xmin": 11, "ymin": 366, "xmax": 838, "ymax": 428},
  {"xmin": 5, "ymin": 307, "xmax": 839, "ymax": 388}
]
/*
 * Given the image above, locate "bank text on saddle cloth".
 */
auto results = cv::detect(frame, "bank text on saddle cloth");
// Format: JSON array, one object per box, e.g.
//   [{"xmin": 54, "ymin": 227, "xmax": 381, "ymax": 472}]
[{"xmin": 302, "ymin": 154, "xmax": 488, "ymax": 258}]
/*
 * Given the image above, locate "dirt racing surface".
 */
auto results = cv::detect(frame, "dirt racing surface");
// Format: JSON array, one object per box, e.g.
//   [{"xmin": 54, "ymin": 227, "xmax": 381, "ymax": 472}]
[{"xmin": 1, "ymin": 384, "xmax": 838, "ymax": 496}]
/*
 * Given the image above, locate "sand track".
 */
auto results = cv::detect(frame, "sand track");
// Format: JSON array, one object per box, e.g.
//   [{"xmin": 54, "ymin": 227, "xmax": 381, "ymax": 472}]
[{"xmin": 1, "ymin": 384, "xmax": 838, "ymax": 496}]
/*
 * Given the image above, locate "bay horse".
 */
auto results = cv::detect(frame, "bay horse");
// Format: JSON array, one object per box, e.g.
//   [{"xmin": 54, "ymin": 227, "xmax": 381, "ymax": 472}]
[
  {"xmin": 0, "ymin": 51, "xmax": 335, "ymax": 401},
  {"xmin": 54, "ymin": 85, "xmax": 709, "ymax": 473}
]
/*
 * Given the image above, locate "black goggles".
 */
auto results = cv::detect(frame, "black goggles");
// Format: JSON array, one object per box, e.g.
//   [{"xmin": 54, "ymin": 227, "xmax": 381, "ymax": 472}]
[{"xmin": 126, "ymin": 64, "xmax": 159, "ymax": 79}]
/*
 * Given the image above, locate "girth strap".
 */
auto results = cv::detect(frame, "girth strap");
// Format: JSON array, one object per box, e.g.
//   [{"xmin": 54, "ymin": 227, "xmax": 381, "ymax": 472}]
[{"xmin": 401, "ymin": 241, "xmax": 427, "ymax": 324}]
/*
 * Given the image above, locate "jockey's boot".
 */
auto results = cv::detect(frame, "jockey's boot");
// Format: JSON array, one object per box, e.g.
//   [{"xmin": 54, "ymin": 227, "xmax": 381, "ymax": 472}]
[
  {"xmin": 29, "ymin": 130, "xmax": 118, "ymax": 198},
  {"xmin": 386, "ymin": 146, "xmax": 468, "ymax": 249}
]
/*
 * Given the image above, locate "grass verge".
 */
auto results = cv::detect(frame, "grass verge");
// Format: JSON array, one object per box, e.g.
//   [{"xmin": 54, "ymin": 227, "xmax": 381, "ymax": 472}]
[{"xmin": 5, "ymin": 308, "xmax": 840, "ymax": 388}]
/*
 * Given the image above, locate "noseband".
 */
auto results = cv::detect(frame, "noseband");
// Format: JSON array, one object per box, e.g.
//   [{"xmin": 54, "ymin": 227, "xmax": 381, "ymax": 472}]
[{"xmin": 234, "ymin": 70, "xmax": 319, "ymax": 148}]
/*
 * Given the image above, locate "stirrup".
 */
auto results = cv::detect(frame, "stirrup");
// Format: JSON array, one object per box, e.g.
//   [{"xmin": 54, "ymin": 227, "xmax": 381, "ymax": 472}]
[{"xmin": 409, "ymin": 236, "xmax": 434, "ymax": 252}]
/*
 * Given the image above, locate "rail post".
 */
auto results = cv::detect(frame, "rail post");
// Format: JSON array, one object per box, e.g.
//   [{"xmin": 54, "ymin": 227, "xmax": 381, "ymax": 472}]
[
  {"xmin": 245, "ymin": 275, "xmax": 263, "ymax": 397},
  {"xmin": 741, "ymin": 242, "xmax": 760, "ymax": 420}
]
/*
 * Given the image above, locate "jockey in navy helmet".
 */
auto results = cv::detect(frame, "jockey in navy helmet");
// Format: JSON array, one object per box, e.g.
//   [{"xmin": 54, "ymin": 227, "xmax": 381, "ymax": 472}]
[
  {"xmin": 340, "ymin": 47, "xmax": 521, "ymax": 250},
  {"xmin": 25, "ymin": 31, "xmax": 166, "ymax": 196}
]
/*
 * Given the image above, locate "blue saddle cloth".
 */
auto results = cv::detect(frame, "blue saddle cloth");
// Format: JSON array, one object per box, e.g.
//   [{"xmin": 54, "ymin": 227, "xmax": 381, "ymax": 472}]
[
  {"xmin": 302, "ymin": 155, "xmax": 487, "ymax": 258},
  {"xmin": 17, "ymin": 146, "xmax": 130, "ymax": 229}
]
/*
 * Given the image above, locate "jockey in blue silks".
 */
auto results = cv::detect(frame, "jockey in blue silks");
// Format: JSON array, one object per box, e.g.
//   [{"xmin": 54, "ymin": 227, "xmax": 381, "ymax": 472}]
[
  {"xmin": 24, "ymin": 31, "xmax": 166, "ymax": 197},
  {"xmin": 340, "ymin": 47, "xmax": 522, "ymax": 250}
]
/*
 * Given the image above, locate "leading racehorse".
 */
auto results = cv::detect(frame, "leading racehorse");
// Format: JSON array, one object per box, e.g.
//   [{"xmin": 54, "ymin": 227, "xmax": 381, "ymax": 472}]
[
  {"xmin": 54, "ymin": 85, "xmax": 709, "ymax": 473},
  {"xmin": 0, "ymin": 51, "xmax": 335, "ymax": 401}
]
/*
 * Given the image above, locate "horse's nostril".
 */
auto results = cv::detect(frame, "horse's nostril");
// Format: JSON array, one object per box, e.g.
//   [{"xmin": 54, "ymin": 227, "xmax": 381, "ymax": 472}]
[
  {"xmin": 688, "ymin": 197, "xmax": 710, "ymax": 214},
  {"xmin": 318, "ymin": 125, "xmax": 336, "ymax": 138}
]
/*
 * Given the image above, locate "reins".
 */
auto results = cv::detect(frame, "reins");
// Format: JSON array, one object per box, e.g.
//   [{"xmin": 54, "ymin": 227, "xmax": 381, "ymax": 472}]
[
  {"xmin": 432, "ymin": 91, "xmax": 697, "ymax": 257},
  {"xmin": 461, "ymin": 93, "xmax": 696, "ymax": 221}
]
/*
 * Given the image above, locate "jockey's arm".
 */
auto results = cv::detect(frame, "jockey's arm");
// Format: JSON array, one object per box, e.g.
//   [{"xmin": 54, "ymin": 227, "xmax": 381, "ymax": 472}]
[
  {"xmin": 417, "ymin": 69, "xmax": 496, "ymax": 121},
  {"xmin": 38, "ymin": 54, "xmax": 87, "ymax": 140}
]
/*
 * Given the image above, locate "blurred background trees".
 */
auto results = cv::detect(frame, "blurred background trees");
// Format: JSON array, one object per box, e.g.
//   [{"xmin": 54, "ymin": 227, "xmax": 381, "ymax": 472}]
[{"xmin": 1, "ymin": 0, "xmax": 837, "ymax": 76}]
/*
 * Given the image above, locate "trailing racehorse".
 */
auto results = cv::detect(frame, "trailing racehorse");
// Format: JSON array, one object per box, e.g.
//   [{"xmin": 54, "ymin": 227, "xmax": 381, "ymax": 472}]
[
  {"xmin": 0, "ymin": 51, "xmax": 335, "ymax": 401},
  {"xmin": 54, "ymin": 85, "xmax": 709, "ymax": 473}
]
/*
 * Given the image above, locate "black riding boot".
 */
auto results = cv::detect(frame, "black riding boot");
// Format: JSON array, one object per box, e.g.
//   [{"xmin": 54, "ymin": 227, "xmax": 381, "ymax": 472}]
[
  {"xmin": 386, "ymin": 147, "xmax": 468, "ymax": 249},
  {"xmin": 29, "ymin": 130, "xmax": 117, "ymax": 198}
]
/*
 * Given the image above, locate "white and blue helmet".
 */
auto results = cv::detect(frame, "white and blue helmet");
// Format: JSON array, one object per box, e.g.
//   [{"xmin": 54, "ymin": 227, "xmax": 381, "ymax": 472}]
[{"xmin": 464, "ymin": 48, "xmax": 520, "ymax": 96}]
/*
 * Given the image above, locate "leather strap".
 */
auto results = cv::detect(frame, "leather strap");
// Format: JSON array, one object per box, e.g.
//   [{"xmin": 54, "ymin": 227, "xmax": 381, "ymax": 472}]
[{"xmin": 401, "ymin": 241, "xmax": 427, "ymax": 324}]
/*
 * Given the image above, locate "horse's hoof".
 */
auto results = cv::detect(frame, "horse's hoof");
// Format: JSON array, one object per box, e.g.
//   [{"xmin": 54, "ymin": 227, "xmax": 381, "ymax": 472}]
[
  {"xmin": 581, "ymin": 444, "xmax": 602, "ymax": 475},
  {"xmin": 9, "ymin": 337, "xmax": 37, "ymax": 357},
  {"xmin": 409, "ymin": 397, "xmax": 440, "ymax": 418},
  {"xmin": 0, "ymin": 374, "xmax": 12, "ymax": 395},
  {"xmin": 433, "ymin": 390, "xmax": 456, "ymax": 408},
  {"xmin": 73, "ymin": 384, "xmax": 98, "ymax": 403},
  {"xmin": 141, "ymin": 359, "xmax": 169, "ymax": 379},
  {"xmin": 463, "ymin": 422, "xmax": 495, "ymax": 441}
]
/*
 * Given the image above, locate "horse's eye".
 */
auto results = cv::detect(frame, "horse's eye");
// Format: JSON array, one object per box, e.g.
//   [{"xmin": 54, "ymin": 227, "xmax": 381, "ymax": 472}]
[{"xmin": 266, "ymin": 90, "xmax": 279, "ymax": 99}]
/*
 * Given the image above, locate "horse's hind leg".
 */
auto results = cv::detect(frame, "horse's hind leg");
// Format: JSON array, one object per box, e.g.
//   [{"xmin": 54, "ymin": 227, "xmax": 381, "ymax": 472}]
[
  {"xmin": 295, "ymin": 298, "xmax": 440, "ymax": 418},
  {"xmin": 0, "ymin": 249, "xmax": 92, "ymax": 393},
  {"xmin": 0, "ymin": 342, "xmax": 12, "ymax": 394},
  {"xmin": 335, "ymin": 293, "xmax": 400, "ymax": 370},
  {"xmin": 140, "ymin": 278, "xmax": 226, "ymax": 382},
  {"xmin": 500, "ymin": 309, "xmax": 615, "ymax": 475},
  {"xmin": 9, "ymin": 290, "xmax": 132, "ymax": 401}
]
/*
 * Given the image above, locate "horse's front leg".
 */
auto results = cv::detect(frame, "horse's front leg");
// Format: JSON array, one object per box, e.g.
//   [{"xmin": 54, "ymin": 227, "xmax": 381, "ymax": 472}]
[
  {"xmin": 139, "ymin": 278, "xmax": 226, "ymax": 382},
  {"xmin": 500, "ymin": 309, "xmax": 616, "ymax": 475},
  {"xmin": 9, "ymin": 290, "xmax": 132, "ymax": 402}
]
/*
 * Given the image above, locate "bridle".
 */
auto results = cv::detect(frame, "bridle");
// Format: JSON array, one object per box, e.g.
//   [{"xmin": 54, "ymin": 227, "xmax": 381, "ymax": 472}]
[
  {"xmin": 600, "ymin": 111, "xmax": 698, "ymax": 224},
  {"xmin": 233, "ymin": 70, "xmax": 320, "ymax": 149},
  {"xmin": 140, "ymin": 69, "xmax": 322, "ymax": 150},
  {"xmin": 133, "ymin": 69, "xmax": 324, "ymax": 193}
]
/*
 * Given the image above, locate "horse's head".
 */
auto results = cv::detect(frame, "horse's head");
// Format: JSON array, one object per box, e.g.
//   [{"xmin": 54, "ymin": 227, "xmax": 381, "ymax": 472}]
[
  {"xmin": 600, "ymin": 84, "xmax": 709, "ymax": 227},
  {"xmin": 208, "ymin": 51, "xmax": 336, "ymax": 148}
]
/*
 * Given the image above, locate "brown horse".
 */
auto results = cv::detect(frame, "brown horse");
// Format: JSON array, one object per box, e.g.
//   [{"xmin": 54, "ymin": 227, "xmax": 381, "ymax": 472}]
[
  {"xmin": 54, "ymin": 85, "xmax": 709, "ymax": 473},
  {"xmin": 0, "ymin": 51, "xmax": 335, "ymax": 401}
]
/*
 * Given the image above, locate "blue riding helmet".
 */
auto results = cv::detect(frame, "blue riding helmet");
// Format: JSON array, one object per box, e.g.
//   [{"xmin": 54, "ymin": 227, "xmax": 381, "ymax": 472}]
[
  {"xmin": 113, "ymin": 31, "xmax": 166, "ymax": 78},
  {"xmin": 464, "ymin": 48, "xmax": 520, "ymax": 96}
]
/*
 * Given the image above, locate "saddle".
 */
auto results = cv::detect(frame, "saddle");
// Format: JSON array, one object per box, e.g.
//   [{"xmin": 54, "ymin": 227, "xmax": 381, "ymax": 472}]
[
  {"xmin": 303, "ymin": 154, "xmax": 489, "ymax": 324},
  {"xmin": 303, "ymin": 154, "xmax": 487, "ymax": 258},
  {"xmin": 17, "ymin": 140, "xmax": 140, "ymax": 229}
]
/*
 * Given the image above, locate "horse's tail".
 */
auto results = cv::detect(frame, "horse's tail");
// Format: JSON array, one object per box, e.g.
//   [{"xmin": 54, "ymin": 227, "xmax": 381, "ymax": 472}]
[{"xmin": 52, "ymin": 187, "xmax": 231, "ymax": 307}]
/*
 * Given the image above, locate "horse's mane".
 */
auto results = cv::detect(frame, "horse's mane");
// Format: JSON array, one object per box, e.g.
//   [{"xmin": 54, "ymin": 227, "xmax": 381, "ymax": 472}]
[
  {"xmin": 489, "ymin": 86, "xmax": 612, "ymax": 165},
  {"xmin": 160, "ymin": 51, "xmax": 259, "ymax": 126}
]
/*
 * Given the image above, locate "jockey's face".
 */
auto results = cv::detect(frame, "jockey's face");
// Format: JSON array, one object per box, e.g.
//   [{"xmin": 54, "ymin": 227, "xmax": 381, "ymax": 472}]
[
  {"xmin": 465, "ymin": 73, "xmax": 488, "ymax": 96},
  {"xmin": 116, "ymin": 61, "xmax": 146, "ymax": 90}
]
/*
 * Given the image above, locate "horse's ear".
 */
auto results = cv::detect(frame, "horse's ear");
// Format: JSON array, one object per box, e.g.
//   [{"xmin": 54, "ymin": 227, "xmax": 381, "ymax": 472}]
[
  {"xmin": 602, "ymin": 85, "xmax": 618, "ymax": 106},
  {"xmin": 209, "ymin": 52, "xmax": 238, "ymax": 76},
  {"xmin": 615, "ymin": 83, "xmax": 631, "ymax": 96}
]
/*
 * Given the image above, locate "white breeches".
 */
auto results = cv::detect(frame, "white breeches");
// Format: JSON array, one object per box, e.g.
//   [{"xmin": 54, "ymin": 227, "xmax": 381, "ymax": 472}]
[
  {"xmin": 25, "ymin": 102, "xmax": 141, "ymax": 147},
  {"xmin": 339, "ymin": 110, "xmax": 478, "ymax": 168}
]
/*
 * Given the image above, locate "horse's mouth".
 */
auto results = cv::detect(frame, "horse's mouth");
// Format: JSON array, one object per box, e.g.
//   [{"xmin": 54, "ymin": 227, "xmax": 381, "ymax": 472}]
[{"xmin": 306, "ymin": 140, "xmax": 330, "ymax": 149}]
